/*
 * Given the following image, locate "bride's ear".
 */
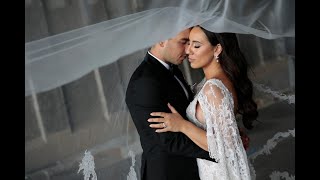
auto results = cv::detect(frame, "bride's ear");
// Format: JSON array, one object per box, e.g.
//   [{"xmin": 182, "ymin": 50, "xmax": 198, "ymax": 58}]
[{"xmin": 214, "ymin": 43, "xmax": 222, "ymax": 57}]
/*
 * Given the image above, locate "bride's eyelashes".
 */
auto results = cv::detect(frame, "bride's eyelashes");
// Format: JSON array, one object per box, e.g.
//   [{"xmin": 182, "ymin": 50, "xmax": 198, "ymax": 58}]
[{"xmin": 190, "ymin": 41, "xmax": 201, "ymax": 48}]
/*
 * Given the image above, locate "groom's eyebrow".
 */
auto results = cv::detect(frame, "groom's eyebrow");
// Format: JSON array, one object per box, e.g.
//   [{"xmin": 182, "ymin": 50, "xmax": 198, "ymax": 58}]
[
  {"xmin": 181, "ymin": 38, "xmax": 189, "ymax": 42},
  {"xmin": 180, "ymin": 38, "xmax": 189, "ymax": 44}
]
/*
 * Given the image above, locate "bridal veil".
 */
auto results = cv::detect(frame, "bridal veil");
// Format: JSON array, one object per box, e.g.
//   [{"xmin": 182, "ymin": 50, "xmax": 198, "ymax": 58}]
[{"xmin": 25, "ymin": 0, "xmax": 295, "ymax": 179}]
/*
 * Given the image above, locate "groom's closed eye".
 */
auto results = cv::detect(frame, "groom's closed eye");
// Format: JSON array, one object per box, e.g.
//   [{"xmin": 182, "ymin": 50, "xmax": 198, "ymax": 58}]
[{"xmin": 180, "ymin": 39, "xmax": 189, "ymax": 45}]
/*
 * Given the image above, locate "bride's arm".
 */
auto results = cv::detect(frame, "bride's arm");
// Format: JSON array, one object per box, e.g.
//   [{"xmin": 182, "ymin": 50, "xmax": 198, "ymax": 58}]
[
  {"xmin": 199, "ymin": 81, "xmax": 251, "ymax": 178},
  {"xmin": 148, "ymin": 103, "xmax": 209, "ymax": 151},
  {"xmin": 180, "ymin": 120, "xmax": 208, "ymax": 151}
]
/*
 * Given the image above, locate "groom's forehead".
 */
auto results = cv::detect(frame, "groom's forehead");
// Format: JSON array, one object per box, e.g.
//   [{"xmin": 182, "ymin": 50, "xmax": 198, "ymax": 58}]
[{"xmin": 175, "ymin": 29, "xmax": 191, "ymax": 38}]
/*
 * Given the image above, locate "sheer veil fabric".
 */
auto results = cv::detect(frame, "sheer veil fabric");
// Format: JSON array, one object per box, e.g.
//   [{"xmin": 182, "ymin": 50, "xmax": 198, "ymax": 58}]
[
  {"xmin": 25, "ymin": 0, "xmax": 295, "ymax": 179},
  {"xmin": 25, "ymin": 0, "xmax": 294, "ymax": 96}
]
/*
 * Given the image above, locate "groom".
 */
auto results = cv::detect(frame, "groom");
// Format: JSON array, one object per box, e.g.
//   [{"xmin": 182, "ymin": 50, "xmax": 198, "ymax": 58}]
[{"xmin": 125, "ymin": 28, "xmax": 215, "ymax": 180}]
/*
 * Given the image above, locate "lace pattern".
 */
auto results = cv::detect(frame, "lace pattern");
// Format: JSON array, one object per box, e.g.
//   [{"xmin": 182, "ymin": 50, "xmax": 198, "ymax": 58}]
[{"xmin": 186, "ymin": 79, "xmax": 251, "ymax": 180}]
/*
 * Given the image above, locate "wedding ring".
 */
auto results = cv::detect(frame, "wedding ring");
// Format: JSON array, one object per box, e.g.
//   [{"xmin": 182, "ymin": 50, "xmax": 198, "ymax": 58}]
[{"xmin": 162, "ymin": 122, "xmax": 167, "ymax": 128}]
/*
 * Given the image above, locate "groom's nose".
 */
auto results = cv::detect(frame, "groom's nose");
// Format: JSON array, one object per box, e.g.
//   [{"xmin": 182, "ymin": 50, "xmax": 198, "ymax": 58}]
[{"xmin": 185, "ymin": 44, "xmax": 191, "ymax": 55}]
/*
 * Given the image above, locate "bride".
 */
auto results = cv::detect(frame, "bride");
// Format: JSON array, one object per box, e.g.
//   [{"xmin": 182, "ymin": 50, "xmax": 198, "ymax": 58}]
[{"xmin": 148, "ymin": 26, "xmax": 258, "ymax": 180}]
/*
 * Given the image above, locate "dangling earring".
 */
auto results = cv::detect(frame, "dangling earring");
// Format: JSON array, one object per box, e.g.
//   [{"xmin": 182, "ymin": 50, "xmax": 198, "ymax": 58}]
[{"xmin": 215, "ymin": 55, "xmax": 219, "ymax": 63}]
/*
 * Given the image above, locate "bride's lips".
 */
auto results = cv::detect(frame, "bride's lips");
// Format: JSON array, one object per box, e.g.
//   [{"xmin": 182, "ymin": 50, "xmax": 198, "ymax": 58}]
[{"xmin": 188, "ymin": 58, "xmax": 195, "ymax": 63}]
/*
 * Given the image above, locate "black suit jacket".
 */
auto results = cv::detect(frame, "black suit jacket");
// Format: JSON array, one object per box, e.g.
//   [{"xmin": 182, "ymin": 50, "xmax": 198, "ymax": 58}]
[{"xmin": 125, "ymin": 53, "xmax": 215, "ymax": 180}]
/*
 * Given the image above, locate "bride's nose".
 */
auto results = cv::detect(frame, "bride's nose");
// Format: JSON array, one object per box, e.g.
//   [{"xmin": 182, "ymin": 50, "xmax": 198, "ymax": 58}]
[{"xmin": 185, "ymin": 43, "xmax": 192, "ymax": 55}]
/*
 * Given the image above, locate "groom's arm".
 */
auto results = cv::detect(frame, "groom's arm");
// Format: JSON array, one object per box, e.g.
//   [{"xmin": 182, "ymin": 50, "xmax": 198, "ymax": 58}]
[{"xmin": 126, "ymin": 77, "xmax": 215, "ymax": 162}]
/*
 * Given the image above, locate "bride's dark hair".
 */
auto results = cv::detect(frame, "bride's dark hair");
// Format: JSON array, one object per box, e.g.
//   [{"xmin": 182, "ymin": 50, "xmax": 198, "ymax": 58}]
[{"xmin": 199, "ymin": 26, "xmax": 258, "ymax": 129}]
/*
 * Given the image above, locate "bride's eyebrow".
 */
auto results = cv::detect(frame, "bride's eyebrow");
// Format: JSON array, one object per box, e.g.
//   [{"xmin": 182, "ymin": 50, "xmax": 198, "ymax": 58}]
[{"xmin": 191, "ymin": 40, "xmax": 202, "ymax": 44}]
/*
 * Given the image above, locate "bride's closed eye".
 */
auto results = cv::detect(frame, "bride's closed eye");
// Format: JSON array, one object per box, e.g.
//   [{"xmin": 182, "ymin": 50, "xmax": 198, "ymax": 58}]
[
  {"xmin": 193, "ymin": 43, "xmax": 201, "ymax": 48},
  {"xmin": 190, "ymin": 41, "xmax": 201, "ymax": 48}
]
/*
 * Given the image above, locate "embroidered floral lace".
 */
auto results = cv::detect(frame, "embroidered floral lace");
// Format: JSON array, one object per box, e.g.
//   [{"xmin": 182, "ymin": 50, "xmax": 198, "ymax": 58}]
[{"xmin": 186, "ymin": 79, "xmax": 251, "ymax": 180}]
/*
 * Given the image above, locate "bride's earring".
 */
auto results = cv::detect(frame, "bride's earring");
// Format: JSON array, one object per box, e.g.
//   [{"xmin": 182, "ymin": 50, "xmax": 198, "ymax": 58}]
[{"xmin": 215, "ymin": 55, "xmax": 219, "ymax": 63}]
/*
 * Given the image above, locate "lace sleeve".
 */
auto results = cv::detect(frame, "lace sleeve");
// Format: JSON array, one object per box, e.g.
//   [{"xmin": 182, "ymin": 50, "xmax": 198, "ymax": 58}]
[{"xmin": 198, "ymin": 80, "xmax": 251, "ymax": 179}]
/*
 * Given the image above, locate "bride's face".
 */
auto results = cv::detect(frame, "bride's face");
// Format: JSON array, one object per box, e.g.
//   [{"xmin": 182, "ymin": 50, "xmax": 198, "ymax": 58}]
[{"xmin": 186, "ymin": 27, "xmax": 215, "ymax": 69}]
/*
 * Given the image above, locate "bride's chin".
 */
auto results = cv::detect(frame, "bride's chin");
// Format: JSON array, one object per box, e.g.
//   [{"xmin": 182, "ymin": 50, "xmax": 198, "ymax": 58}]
[{"xmin": 190, "ymin": 63, "xmax": 197, "ymax": 69}]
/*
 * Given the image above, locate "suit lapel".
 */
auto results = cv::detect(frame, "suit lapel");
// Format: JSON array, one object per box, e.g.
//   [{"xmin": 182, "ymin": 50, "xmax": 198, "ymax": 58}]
[
  {"xmin": 172, "ymin": 66, "xmax": 194, "ymax": 101},
  {"xmin": 145, "ymin": 54, "xmax": 172, "ymax": 77},
  {"xmin": 145, "ymin": 54, "xmax": 193, "ymax": 102}
]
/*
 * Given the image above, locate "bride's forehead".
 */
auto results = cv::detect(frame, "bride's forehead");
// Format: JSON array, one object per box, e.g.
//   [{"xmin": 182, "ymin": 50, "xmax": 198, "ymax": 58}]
[
  {"xmin": 190, "ymin": 27, "xmax": 205, "ymax": 36},
  {"xmin": 190, "ymin": 29, "xmax": 207, "ymax": 42}
]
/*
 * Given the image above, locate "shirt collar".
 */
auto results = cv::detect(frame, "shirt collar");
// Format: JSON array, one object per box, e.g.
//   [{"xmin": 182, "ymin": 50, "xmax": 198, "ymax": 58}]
[{"xmin": 148, "ymin": 51, "xmax": 170, "ymax": 70}]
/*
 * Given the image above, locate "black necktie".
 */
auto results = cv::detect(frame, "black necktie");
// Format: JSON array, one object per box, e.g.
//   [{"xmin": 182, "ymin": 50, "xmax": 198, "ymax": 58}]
[{"xmin": 169, "ymin": 64, "xmax": 183, "ymax": 80}]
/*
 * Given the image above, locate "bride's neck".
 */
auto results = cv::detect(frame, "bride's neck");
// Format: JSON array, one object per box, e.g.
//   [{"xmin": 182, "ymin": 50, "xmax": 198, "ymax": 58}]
[{"xmin": 203, "ymin": 65, "xmax": 225, "ymax": 80}]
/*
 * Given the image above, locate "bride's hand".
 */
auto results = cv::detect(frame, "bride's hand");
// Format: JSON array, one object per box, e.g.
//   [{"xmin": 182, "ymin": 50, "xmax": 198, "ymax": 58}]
[{"xmin": 148, "ymin": 103, "xmax": 186, "ymax": 133}]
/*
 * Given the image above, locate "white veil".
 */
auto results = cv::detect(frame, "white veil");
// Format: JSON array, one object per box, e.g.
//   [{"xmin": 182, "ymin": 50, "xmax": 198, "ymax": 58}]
[{"xmin": 25, "ymin": 0, "xmax": 295, "ymax": 179}]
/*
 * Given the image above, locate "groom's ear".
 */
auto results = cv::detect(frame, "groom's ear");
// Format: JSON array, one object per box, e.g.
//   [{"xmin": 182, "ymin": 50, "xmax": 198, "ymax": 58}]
[
  {"xmin": 159, "ymin": 39, "xmax": 170, "ymax": 47},
  {"xmin": 159, "ymin": 41, "xmax": 165, "ymax": 47}
]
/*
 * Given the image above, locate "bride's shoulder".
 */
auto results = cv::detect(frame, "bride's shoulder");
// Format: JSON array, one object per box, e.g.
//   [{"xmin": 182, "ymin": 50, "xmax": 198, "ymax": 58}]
[
  {"xmin": 202, "ymin": 78, "xmax": 227, "ymax": 91},
  {"xmin": 206, "ymin": 78, "xmax": 223, "ymax": 85},
  {"xmin": 197, "ymin": 78, "xmax": 222, "ymax": 96},
  {"xmin": 201, "ymin": 78, "xmax": 234, "ymax": 98}
]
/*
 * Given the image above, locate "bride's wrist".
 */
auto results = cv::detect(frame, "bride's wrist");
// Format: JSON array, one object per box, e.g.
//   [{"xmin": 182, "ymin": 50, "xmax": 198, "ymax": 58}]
[{"xmin": 180, "ymin": 120, "xmax": 191, "ymax": 133}]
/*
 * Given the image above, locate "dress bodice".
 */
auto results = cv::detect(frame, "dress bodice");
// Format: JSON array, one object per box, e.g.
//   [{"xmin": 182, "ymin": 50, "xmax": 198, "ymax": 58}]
[{"xmin": 186, "ymin": 78, "xmax": 206, "ymax": 129}]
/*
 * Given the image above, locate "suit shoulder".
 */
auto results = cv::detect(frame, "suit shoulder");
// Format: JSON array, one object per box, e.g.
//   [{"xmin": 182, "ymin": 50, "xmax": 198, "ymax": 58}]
[
  {"xmin": 128, "ymin": 61, "xmax": 159, "ymax": 85},
  {"xmin": 132, "ymin": 61, "xmax": 154, "ymax": 77},
  {"xmin": 125, "ymin": 64, "xmax": 162, "ymax": 104}
]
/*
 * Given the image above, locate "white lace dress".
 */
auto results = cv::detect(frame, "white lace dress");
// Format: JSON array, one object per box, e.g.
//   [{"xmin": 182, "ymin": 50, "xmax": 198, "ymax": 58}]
[{"xmin": 186, "ymin": 78, "xmax": 251, "ymax": 180}]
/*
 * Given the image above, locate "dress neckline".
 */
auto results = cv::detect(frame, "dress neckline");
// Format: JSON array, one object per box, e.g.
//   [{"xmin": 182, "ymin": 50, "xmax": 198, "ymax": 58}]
[{"xmin": 187, "ymin": 78, "xmax": 235, "ymax": 127}]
